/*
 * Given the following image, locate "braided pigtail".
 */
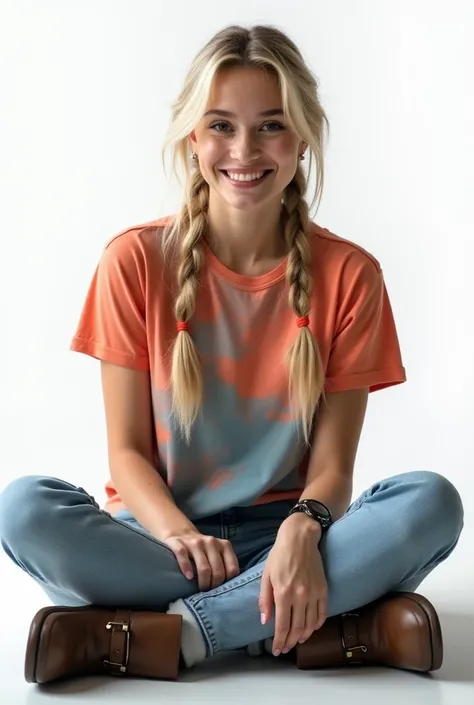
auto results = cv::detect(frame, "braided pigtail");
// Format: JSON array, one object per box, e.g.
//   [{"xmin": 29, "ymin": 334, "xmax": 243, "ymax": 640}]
[
  {"xmin": 283, "ymin": 167, "xmax": 325, "ymax": 442},
  {"xmin": 171, "ymin": 168, "xmax": 209, "ymax": 442}
]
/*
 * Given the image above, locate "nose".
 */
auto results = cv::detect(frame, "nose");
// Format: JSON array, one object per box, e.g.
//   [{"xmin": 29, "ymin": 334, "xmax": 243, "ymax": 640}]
[{"xmin": 229, "ymin": 129, "xmax": 261, "ymax": 164}]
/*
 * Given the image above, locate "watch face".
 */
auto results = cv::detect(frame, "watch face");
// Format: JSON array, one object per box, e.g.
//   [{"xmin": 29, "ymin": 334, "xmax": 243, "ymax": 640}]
[{"xmin": 305, "ymin": 500, "xmax": 331, "ymax": 518}]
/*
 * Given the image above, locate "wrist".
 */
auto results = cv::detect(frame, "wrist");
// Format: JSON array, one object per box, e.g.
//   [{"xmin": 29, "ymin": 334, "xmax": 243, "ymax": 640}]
[
  {"xmin": 153, "ymin": 514, "xmax": 198, "ymax": 542},
  {"xmin": 157, "ymin": 524, "xmax": 197, "ymax": 542},
  {"xmin": 281, "ymin": 511, "xmax": 323, "ymax": 540}
]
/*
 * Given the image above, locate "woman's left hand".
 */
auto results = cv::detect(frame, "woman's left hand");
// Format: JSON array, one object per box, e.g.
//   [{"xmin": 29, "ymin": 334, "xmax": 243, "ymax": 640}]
[{"xmin": 258, "ymin": 513, "xmax": 328, "ymax": 656}]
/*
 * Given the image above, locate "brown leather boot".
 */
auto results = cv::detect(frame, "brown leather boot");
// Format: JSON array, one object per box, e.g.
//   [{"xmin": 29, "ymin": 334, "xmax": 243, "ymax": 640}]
[
  {"xmin": 296, "ymin": 592, "xmax": 443, "ymax": 672},
  {"xmin": 24, "ymin": 606, "xmax": 182, "ymax": 684}
]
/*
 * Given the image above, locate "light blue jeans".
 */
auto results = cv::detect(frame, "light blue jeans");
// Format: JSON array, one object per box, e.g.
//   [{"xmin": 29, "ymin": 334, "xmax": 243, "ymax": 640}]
[{"xmin": 0, "ymin": 471, "xmax": 464, "ymax": 658}]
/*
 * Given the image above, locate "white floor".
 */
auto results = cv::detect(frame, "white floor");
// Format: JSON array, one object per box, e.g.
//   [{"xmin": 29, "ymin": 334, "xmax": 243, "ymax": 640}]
[{"xmin": 1, "ymin": 560, "xmax": 473, "ymax": 705}]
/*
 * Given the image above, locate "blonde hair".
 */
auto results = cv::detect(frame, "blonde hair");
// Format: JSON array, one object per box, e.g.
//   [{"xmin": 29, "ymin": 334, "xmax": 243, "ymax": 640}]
[{"xmin": 161, "ymin": 24, "xmax": 328, "ymax": 443}]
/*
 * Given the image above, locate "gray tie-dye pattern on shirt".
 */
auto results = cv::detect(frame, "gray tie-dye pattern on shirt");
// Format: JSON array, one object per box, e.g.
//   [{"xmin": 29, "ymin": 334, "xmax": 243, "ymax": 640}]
[{"xmin": 150, "ymin": 280, "xmax": 309, "ymax": 520}]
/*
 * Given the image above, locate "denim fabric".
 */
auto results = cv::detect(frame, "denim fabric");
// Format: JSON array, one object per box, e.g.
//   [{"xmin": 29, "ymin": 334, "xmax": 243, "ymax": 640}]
[{"xmin": 0, "ymin": 471, "xmax": 463, "ymax": 656}]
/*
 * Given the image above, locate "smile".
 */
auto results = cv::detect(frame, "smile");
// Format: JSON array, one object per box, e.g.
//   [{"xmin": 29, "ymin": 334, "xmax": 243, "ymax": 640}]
[{"xmin": 220, "ymin": 170, "xmax": 273, "ymax": 188}]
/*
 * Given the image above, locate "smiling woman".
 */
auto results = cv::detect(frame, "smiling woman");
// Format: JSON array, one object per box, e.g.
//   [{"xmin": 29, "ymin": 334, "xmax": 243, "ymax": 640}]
[
  {"xmin": 0, "ymin": 23, "xmax": 464, "ymax": 687},
  {"xmin": 198, "ymin": 93, "xmax": 295, "ymax": 195}
]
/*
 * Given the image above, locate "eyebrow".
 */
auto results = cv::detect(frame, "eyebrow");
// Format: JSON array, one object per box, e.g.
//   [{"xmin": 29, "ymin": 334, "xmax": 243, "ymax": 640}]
[{"xmin": 203, "ymin": 109, "xmax": 284, "ymax": 118}]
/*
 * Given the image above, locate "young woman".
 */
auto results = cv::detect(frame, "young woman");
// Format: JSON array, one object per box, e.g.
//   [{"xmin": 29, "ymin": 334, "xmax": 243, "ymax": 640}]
[{"xmin": 0, "ymin": 24, "xmax": 463, "ymax": 685}]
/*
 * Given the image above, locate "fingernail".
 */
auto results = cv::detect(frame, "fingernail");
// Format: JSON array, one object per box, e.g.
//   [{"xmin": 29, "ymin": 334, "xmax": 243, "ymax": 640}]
[
  {"xmin": 273, "ymin": 649, "xmax": 281, "ymax": 657},
  {"xmin": 260, "ymin": 613, "xmax": 266, "ymax": 625},
  {"xmin": 185, "ymin": 571, "xmax": 193, "ymax": 580},
  {"xmin": 282, "ymin": 648, "xmax": 289, "ymax": 654}
]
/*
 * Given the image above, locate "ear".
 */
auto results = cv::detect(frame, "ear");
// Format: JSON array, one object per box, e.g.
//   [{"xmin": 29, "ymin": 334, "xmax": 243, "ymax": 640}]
[
  {"xmin": 299, "ymin": 140, "xmax": 308, "ymax": 155},
  {"xmin": 189, "ymin": 130, "xmax": 197, "ymax": 153}
]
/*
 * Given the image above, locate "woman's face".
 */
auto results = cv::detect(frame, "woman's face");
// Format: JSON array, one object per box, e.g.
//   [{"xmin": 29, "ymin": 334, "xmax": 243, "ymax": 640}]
[{"xmin": 189, "ymin": 66, "xmax": 305, "ymax": 213}]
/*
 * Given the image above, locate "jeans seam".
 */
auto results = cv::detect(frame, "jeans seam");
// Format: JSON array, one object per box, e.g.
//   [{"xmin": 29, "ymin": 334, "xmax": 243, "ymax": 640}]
[
  {"xmin": 78, "ymin": 487, "xmax": 178, "ymax": 559},
  {"xmin": 184, "ymin": 568, "xmax": 264, "ymax": 656},
  {"xmin": 188, "ymin": 568, "xmax": 264, "ymax": 608},
  {"xmin": 184, "ymin": 600, "xmax": 217, "ymax": 656}
]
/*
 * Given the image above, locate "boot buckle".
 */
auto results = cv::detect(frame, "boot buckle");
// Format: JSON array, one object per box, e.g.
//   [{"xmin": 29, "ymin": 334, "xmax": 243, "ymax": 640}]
[
  {"xmin": 103, "ymin": 620, "xmax": 130, "ymax": 674},
  {"xmin": 341, "ymin": 612, "xmax": 368, "ymax": 663},
  {"xmin": 345, "ymin": 644, "xmax": 368, "ymax": 659}
]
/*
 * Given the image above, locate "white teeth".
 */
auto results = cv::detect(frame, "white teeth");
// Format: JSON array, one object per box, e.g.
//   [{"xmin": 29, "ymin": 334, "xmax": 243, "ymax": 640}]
[{"xmin": 226, "ymin": 171, "xmax": 265, "ymax": 182}]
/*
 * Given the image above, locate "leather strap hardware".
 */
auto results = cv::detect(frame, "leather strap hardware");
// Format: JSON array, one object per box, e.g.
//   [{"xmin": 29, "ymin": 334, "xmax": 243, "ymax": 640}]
[
  {"xmin": 341, "ymin": 612, "xmax": 368, "ymax": 664},
  {"xmin": 103, "ymin": 618, "xmax": 130, "ymax": 675},
  {"xmin": 345, "ymin": 644, "xmax": 368, "ymax": 659}
]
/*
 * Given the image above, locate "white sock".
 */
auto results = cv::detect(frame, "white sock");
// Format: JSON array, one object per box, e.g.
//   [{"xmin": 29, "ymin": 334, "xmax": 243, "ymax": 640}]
[{"xmin": 166, "ymin": 599, "xmax": 207, "ymax": 667}]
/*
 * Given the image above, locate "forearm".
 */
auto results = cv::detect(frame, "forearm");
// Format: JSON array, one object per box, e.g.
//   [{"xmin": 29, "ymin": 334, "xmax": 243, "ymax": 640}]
[
  {"xmin": 109, "ymin": 448, "xmax": 195, "ymax": 541},
  {"xmin": 300, "ymin": 468, "xmax": 353, "ymax": 522}
]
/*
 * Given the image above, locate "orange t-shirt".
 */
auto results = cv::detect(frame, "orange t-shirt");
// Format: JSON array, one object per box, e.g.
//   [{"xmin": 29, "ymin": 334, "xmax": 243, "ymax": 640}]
[{"xmin": 70, "ymin": 216, "xmax": 406, "ymax": 519}]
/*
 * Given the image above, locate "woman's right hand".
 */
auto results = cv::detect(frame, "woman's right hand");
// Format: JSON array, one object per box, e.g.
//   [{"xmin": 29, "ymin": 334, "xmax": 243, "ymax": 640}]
[{"xmin": 161, "ymin": 527, "xmax": 240, "ymax": 591}]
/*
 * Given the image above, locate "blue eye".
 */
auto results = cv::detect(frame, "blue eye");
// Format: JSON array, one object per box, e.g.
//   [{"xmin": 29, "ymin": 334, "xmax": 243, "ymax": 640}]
[
  {"xmin": 209, "ymin": 121, "xmax": 285, "ymax": 133},
  {"xmin": 210, "ymin": 122, "xmax": 232, "ymax": 133},
  {"xmin": 262, "ymin": 122, "xmax": 285, "ymax": 131}
]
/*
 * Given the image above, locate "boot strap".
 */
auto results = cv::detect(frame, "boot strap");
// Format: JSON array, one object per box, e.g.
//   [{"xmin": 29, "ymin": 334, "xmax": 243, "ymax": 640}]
[
  {"xmin": 103, "ymin": 610, "xmax": 131, "ymax": 675},
  {"xmin": 341, "ymin": 612, "xmax": 368, "ymax": 665}
]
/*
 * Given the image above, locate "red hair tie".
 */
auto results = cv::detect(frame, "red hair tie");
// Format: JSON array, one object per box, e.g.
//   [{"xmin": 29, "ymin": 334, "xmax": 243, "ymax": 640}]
[
  {"xmin": 177, "ymin": 321, "xmax": 189, "ymax": 333},
  {"xmin": 297, "ymin": 316, "xmax": 310, "ymax": 328}
]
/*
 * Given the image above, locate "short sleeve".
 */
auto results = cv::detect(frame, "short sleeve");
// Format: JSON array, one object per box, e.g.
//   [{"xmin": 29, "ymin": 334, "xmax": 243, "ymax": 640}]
[
  {"xmin": 325, "ymin": 255, "xmax": 406, "ymax": 393},
  {"xmin": 70, "ymin": 235, "xmax": 150, "ymax": 370}
]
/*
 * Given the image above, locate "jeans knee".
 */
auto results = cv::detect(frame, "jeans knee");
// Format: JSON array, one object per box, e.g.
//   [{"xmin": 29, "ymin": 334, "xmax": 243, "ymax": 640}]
[
  {"xmin": 0, "ymin": 475, "xmax": 57, "ymax": 555},
  {"xmin": 409, "ymin": 470, "xmax": 464, "ymax": 544}
]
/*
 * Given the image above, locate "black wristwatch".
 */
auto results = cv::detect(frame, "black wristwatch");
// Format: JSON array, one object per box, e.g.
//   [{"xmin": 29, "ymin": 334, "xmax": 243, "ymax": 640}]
[{"xmin": 288, "ymin": 499, "xmax": 333, "ymax": 532}]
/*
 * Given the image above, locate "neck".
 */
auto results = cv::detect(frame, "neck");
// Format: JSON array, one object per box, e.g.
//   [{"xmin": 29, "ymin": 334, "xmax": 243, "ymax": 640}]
[{"xmin": 205, "ymin": 198, "xmax": 287, "ymax": 275}]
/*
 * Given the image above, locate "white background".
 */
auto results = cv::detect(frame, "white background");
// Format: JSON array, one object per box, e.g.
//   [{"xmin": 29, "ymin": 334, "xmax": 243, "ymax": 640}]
[{"xmin": 0, "ymin": 1, "xmax": 472, "ymax": 702}]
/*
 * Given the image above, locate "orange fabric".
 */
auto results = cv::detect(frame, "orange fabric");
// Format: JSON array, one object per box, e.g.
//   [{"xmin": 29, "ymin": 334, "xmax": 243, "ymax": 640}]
[{"xmin": 71, "ymin": 217, "xmax": 406, "ymax": 519}]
